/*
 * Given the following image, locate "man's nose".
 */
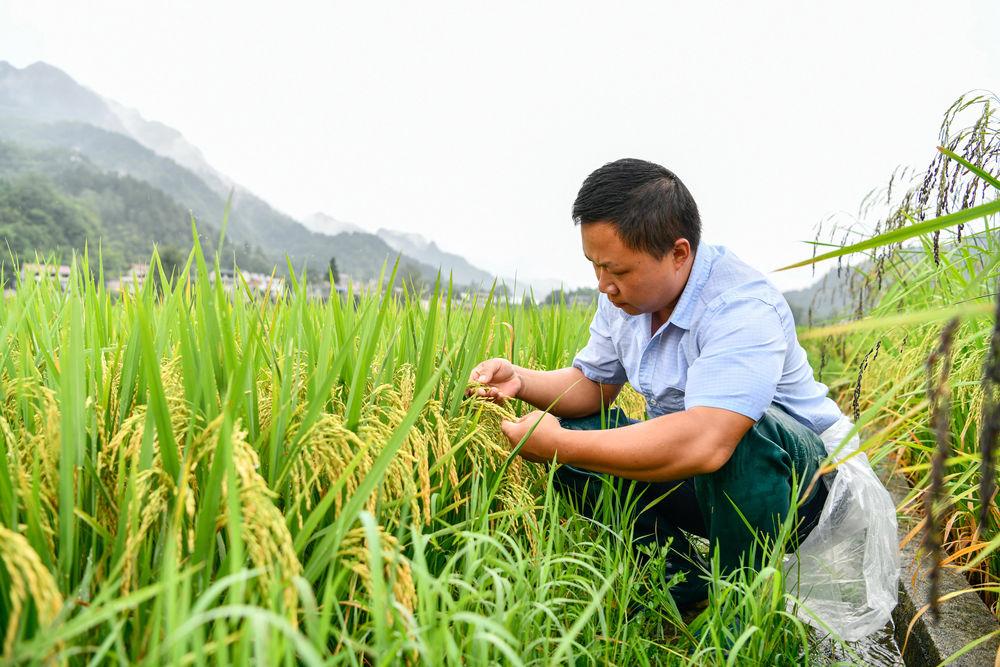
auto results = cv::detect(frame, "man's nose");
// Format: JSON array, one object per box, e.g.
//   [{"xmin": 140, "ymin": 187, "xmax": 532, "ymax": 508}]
[{"xmin": 597, "ymin": 270, "xmax": 619, "ymax": 296}]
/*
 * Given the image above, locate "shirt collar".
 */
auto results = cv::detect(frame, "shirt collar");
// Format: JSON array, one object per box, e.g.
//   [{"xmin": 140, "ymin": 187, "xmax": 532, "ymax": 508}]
[{"xmin": 666, "ymin": 243, "xmax": 716, "ymax": 331}]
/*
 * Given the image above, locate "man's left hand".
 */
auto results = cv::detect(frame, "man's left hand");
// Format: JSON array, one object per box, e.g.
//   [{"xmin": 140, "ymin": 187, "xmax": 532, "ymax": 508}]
[{"xmin": 500, "ymin": 410, "xmax": 563, "ymax": 463}]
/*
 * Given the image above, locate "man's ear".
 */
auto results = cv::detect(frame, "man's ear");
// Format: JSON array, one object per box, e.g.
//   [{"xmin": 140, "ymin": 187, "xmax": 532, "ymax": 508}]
[{"xmin": 672, "ymin": 238, "xmax": 692, "ymax": 269}]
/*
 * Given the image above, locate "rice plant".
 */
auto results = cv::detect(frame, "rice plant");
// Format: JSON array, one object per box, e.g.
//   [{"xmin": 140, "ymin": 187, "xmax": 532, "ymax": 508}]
[
  {"xmin": 0, "ymin": 227, "xmax": 849, "ymax": 665},
  {"xmin": 18, "ymin": 93, "xmax": 998, "ymax": 667},
  {"xmin": 791, "ymin": 94, "xmax": 1000, "ymax": 623}
]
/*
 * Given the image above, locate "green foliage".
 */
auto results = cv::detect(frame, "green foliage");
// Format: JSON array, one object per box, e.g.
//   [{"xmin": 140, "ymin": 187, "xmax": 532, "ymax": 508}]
[
  {"xmin": 0, "ymin": 236, "xmax": 838, "ymax": 664},
  {"xmin": 0, "ymin": 140, "xmax": 272, "ymax": 273},
  {"xmin": 0, "ymin": 173, "xmax": 98, "ymax": 258}
]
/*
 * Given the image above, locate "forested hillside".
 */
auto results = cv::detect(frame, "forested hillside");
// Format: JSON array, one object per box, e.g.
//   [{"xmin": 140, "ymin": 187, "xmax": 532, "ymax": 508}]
[
  {"xmin": 0, "ymin": 140, "xmax": 271, "ymax": 273},
  {"xmin": 0, "ymin": 117, "xmax": 437, "ymax": 284}
]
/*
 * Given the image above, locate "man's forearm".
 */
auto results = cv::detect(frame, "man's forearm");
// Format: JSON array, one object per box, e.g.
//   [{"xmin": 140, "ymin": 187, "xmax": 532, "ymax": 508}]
[
  {"xmin": 550, "ymin": 407, "xmax": 749, "ymax": 481},
  {"xmin": 514, "ymin": 366, "xmax": 619, "ymax": 418}
]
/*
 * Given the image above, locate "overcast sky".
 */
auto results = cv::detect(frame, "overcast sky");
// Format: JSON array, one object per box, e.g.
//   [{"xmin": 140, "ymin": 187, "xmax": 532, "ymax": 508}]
[{"xmin": 2, "ymin": 1, "xmax": 998, "ymax": 290}]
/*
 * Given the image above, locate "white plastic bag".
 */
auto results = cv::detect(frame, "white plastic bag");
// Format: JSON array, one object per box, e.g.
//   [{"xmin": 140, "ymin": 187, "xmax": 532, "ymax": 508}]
[{"xmin": 783, "ymin": 415, "xmax": 900, "ymax": 642}]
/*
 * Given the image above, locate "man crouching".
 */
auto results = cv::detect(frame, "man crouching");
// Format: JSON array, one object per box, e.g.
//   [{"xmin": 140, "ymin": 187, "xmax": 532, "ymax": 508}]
[{"xmin": 467, "ymin": 158, "xmax": 871, "ymax": 613}]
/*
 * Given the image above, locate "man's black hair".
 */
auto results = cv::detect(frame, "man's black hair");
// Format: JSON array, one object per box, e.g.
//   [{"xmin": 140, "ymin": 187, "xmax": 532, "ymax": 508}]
[{"xmin": 572, "ymin": 158, "xmax": 701, "ymax": 257}]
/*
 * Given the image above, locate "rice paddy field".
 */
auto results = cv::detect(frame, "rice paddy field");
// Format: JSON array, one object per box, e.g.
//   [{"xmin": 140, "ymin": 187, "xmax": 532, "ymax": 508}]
[
  {"xmin": 0, "ymin": 93, "xmax": 998, "ymax": 665},
  {"xmin": 0, "ymin": 247, "xmax": 827, "ymax": 665}
]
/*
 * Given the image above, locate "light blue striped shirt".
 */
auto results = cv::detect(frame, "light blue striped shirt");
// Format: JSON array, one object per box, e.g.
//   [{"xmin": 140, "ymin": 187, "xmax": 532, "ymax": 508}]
[{"xmin": 572, "ymin": 243, "xmax": 842, "ymax": 434}]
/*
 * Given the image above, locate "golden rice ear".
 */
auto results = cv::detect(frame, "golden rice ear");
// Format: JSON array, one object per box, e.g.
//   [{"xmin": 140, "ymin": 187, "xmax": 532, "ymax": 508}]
[
  {"xmin": 336, "ymin": 524, "xmax": 416, "ymax": 617},
  {"xmin": 614, "ymin": 384, "xmax": 647, "ymax": 421},
  {"xmin": 0, "ymin": 526, "xmax": 64, "ymax": 658},
  {"xmin": 225, "ymin": 421, "xmax": 303, "ymax": 613}
]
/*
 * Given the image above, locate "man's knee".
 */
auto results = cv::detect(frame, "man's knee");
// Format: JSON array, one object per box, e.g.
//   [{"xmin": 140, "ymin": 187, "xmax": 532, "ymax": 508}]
[
  {"xmin": 709, "ymin": 407, "xmax": 824, "ymax": 483},
  {"xmin": 692, "ymin": 406, "xmax": 830, "ymax": 568}
]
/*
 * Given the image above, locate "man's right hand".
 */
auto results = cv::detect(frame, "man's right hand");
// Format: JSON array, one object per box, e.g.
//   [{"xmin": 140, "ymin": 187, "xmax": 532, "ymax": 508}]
[{"xmin": 467, "ymin": 358, "xmax": 523, "ymax": 404}]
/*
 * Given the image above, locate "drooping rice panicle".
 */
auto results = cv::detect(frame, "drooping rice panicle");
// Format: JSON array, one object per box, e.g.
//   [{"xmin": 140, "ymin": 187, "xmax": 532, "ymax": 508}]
[
  {"xmin": 978, "ymin": 287, "xmax": 1000, "ymax": 533},
  {"xmin": 0, "ymin": 526, "xmax": 63, "ymax": 658},
  {"xmin": 923, "ymin": 317, "xmax": 959, "ymax": 620}
]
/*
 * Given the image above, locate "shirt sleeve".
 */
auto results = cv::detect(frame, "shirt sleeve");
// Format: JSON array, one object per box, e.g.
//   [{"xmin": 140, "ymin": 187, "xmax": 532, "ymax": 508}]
[
  {"xmin": 571, "ymin": 296, "xmax": 628, "ymax": 385},
  {"xmin": 684, "ymin": 296, "xmax": 787, "ymax": 420}
]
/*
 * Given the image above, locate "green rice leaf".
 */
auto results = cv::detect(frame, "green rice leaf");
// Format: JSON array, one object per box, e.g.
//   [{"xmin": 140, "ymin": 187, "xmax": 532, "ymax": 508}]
[{"xmin": 776, "ymin": 197, "xmax": 1000, "ymax": 271}]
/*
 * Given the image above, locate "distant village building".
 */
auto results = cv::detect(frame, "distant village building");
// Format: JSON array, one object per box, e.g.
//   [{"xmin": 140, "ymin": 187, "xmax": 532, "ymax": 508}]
[
  {"xmin": 209, "ymin": 268, "xmax": 286, "ymax": 299},
  {"xmin": 106, "ymin": 263, "xmax": 149, "ymax": 296},
  {"xmin": 20, "ymin": 263, "xmax": 72, "ymax": 290}
]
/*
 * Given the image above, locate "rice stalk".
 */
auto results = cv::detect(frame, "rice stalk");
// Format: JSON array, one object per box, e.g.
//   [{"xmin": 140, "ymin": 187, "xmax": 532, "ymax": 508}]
[
  {"xmin": 1, "ymin": 381, "xmax": 63, "ymax": 553},
  {"xmin": 222, "ymin": 420, "xmax": 303, "ymax": 611},
  {"xmin": 614, "ymin": 384, "xmax": 647, "ymax": 421},
  {"xmin": 287, "ymin": 413, "xmax": 370, "ymax": 525},
  {"xmin": 852, "ymin": 340, "xmax": 881, "ymax": 422},
  {"xmin": 978, "ymin": 287, "xmax": 1000, "ymax": 532},
  {"xmin": 923, "ymin": 317, "xmax": 959, "ymax": 619}
]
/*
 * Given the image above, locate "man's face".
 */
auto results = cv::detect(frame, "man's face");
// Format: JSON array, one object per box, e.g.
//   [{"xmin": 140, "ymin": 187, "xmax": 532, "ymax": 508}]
[{"xmin": 580, "ymin": 221, "xmax": 693, "ymax": 317}]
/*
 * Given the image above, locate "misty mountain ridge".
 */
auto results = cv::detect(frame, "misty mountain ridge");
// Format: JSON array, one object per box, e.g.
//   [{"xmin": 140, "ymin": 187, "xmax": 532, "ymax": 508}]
[
  {"xmin": 0, "ymin": 60, "xmax": 231, "ymax": 195},
  {"xmin": 303, "ymin": 212, "xmax": 367, "ymax": 236},
  {"xmin": 0, "ymin": 60, "xmax": 519, "ymax": 289},
  {"xmin": 375, "ymin": 228, "xmax": 494, "ymax": 286},
  {"xmin": 0, "ymin": 59, "xmax": 835, "ymax": 304},
  {"xmin": 102, "ymin": 97, "xmax": 233, "ymax": 195},
  {"xmin": 378, "ymin": 229, "xmax": 433, "ymax": 254}
]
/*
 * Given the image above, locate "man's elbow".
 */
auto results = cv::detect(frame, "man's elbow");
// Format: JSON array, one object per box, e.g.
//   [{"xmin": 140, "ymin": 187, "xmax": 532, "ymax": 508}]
[
  {"xmin": 560, "ymin": 373, "xmax": 620, "ymax": 418},
  {"xmin": 644, "ymin": 442, "xmax": 734, "ymax": 481},
  {"xmin": 682, "ymin": 408, "xmax": 752, "ymax": 476},
  {"xmin": 681, "ymin": 433, "xmax": 739, "ymax": 476},
  {"xmin": 698, "ymin": 446, "xmax": 736, "ymax": 475}
]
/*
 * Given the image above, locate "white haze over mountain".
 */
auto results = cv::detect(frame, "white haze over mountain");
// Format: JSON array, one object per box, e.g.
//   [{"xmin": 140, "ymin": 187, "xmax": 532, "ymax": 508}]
[
  {"xmin": 0, "ymin": 61, "xmax": 233, "ymax": 197},
  {"xmin": 378, "ymin": 229, "xmax": 432, "ymax": 255},
  {"xmin": 103, "ymin": 97, "xmax": 233, "ymax": 195},
  {"xmin": 302, "ymin": 212, "xmax": 366, "ymax": 237},
  {"xmin": 2, "ymin": 59, "xmax": 558, "ymax": 293}
]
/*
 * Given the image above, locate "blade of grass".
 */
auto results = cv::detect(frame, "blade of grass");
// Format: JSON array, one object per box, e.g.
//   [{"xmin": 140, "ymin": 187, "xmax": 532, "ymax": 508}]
[{"xmin": 776, "ymin": 197, "xmax": 1000, "ymax": 271}]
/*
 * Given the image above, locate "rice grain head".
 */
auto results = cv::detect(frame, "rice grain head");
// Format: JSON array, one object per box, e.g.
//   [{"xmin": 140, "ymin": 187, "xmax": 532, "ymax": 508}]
[
  {"xmin": 0, "ymin": 526, "xmax": 64, "ymax": 658},
  {"xmin": 614, "ymin": 384, "xmax": 647, "ymax": 421},
  {"xmin": 336, "ymin": 525, "xmax": 416, "ymax": 616}
]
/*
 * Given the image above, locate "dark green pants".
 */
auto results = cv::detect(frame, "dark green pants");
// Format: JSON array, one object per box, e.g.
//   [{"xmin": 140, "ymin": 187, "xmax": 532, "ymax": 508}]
[{"xmin": 553, "ymin": 407, "xmax": 829, "ymax": 574}]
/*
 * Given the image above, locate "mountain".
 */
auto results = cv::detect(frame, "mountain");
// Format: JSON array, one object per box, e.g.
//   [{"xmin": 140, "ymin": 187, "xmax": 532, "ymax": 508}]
[
  {"xmin": 102, "ymin": 98, "xmax": 232, "ymax": 195},
  {"xmin": 378, "ymin": 229, "xmax": 432, "ymax": 255},
  {"xmin": 0, "ymin": 139, "xmax": 272, "ymax": 273},
  {"xmin": 0, "ymin": 61, "xmax": 127, "ymax": 135},
  {"xmin": 303, "ymin": 212, "xmax": 366, "ymax": 236},
  {"xmin": 0, "ymin": 60, "xmax": 446, "ymax": 284},
  {"xmin": 782, "ymin": 266, "xmax": 854, "ymax": 326},
  {"xmin": 0, "ymin": 60, "xmax": 230, "ymax": 195},
  {"xmin": 377, "ymin": 228, "xmax": 494, "ymax": 286},
  {"xmin": 374, "ymin": 228, "xmax": 570, "ymax": 297},
  {"xmin": 0, "ymin": 128, "xmax": 432, "ymax": 282},
  {"xmin": 0, "ymin": 60, "xmax": 570, "ymax": 293}
]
